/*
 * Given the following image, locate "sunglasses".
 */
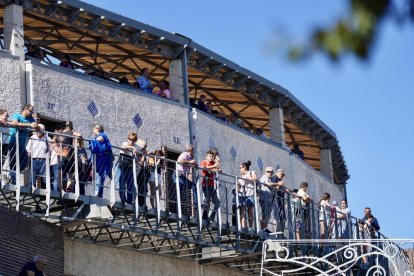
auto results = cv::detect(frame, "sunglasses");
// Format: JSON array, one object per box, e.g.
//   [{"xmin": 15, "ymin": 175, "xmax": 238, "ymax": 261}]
[{"xmin": 266, "ymin": 171, "xmax": 273, "ymax": 173}]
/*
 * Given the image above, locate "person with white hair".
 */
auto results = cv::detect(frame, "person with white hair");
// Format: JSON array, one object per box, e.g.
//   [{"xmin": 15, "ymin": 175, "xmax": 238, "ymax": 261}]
[
  {"xmin": 19, "ymin": 255, "xmax": 47, "ymax": 276},
  {"xmin": 26, "ymin": 124, "xmax": 49, "ymax": 188}
]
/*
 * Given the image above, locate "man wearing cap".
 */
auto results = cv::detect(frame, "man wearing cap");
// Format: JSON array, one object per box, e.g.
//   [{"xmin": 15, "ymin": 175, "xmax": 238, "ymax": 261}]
[
  {"xmin": 26, "ymin": 124, "xmax": 49, "ymax": 188},
  {"xmin": 259, "ymin": 166, "xmax": 277, "ymax": 230}
]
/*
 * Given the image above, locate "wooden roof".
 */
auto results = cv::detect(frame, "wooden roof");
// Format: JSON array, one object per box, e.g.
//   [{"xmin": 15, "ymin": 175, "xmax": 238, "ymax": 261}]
[{"xmin": 0, "ymin": 0, "xmax": 349, "ymax": 183}]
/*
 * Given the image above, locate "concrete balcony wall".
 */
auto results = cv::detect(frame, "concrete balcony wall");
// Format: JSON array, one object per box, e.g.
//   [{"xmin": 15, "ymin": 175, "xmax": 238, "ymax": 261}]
[
  {"xmin": 30, "ymin": 61, "xmax": 190, "ymax": 152},
  {"xmin": 64, "ymin": 239, "xmax": 244, "ymax": 276},
  {"xmin": 191, "ymin": 111, "xmax": 343, "ymax": 202},
  {"xmin": 0, "ymin": 53, "xmax": 342, "ymax": 202},
  {"xmin": 0, "ymin": 51, "xmax": 22, "ymax": 113}
]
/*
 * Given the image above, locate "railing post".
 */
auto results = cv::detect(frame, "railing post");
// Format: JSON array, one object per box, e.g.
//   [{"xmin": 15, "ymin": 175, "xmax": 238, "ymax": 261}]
[
  {"xmin": 132, "ymin": 155, "xmax": 138, "ymax": 226},
  {"xmin": 45, "ymin": 147, "xmax": 51, "ymax": 216},
  {"xmin": 253, "ymin": 180, "xmax": 259, "ymax": 235},
  {"xmin": 15, "ymin": 130, "xmax": 21, "ymax": 211},
  {"xmin": 234, "ymin": 176, "xmax": 241, "ymax": 249},
  {"xmin": 196, "ymin": 175, "xmax": 202, "ymax": 240},
  {"xmin": 175, "ymin": 163, "xmax": 182, "ymax": 233},
  {"xmin": 215, "ymin": 171, "xmax": 222, "ymax": 240},
  {"xmin": 286, "ymin": 194, "xmax": 293, "ymax": 239},
  {"xmin": 74, "ymin": 137, "xmax": 80, "ymax": 201},
  {"xmin": 110, "ymin": 158, "xmax": 116, "ymax": 207},
  {"xmin": 154, "ymin": 156, "xmax": 161, "ymax": 229}
]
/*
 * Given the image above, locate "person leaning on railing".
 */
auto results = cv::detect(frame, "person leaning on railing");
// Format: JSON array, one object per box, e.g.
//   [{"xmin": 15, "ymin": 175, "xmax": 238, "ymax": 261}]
[
  {"xmin": 200, "ymin": 150, "xmax": 220, "ymax": 222},
  {"xmin": 89, "ymin": 124, "xmax": 112, "ymax": 198},
  {"xmin": 0, "ymin": 109, "xmax": 11, "ymax": 178},
  {"xmin": 8, "ymin": 104, "xmax": 40, "ymax": 184},
  {"xmin": 25, "ymin": 124, "xmax": 49, "ymax": 188},
  {"xmin": 258, "ymin": 166, "xmax": 277, "ymax": 231},
  {"xmin": 238, "ymin": 160, "xmax": 257, "ymax": 229},
  {"xmin": 176, "ymin": 144, "xmax": 197, "ymax": 205},
  {"xmin": 116, "ymin": 132, "xmax": 139, "ymax": 205},
  {"xmin": 295, "ymin": 181, "xmax": 312, "ymax": 239}
]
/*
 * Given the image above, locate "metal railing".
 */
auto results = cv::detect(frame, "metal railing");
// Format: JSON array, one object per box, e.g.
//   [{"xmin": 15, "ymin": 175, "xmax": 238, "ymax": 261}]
[{"xmin": 0, "ymin": 125, "xmax": 410, "ymax": 272}]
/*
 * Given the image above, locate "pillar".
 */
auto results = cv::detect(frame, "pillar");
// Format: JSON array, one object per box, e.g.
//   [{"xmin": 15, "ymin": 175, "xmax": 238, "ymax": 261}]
[
  {"xmin": 169, "ymin": 49, "xmax": 189, "ymax": 105},
  {"xmin": 4, "ymin": 3, "xmax": 26, "ymax": 107},
  {"xmin": 269, "ymin": 107, "xmax": 285, "ymax": 147},
  {"xmin": 320, "ymin": 148, "xmax": 333, "ymax": 181}
]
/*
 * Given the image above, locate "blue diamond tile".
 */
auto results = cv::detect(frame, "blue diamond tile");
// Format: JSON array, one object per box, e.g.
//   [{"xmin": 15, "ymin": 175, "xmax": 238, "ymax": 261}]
[
  {"xmin": 87, "ymin": 101, "xmax": 99, "ymax": 118},
  {"xmin": 133, "ymin": 113, "xmax": 143, "ymax": 129},
  {"xmin": 257, "ymin": 157, "xmax": 263, "ymax": 171},
  {"xmin": 209, "ymin": 137, "xmax": 216, "ymax": 148},
  {"xmin": 230, "ymin": 146, "xmax": 237, "ymax": 160}
]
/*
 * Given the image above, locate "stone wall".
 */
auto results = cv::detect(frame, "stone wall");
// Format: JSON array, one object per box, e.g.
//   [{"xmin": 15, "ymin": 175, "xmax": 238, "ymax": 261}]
[
  {"xmin": 64, "ymin": 239, "xmax": 246, "ymax": 276},
  {"xmin": 0, "ymin": 206, "xmax": 64, "ymax": 276},
  {"xmin": 30, "ymin": 61, "xmax": 190, "ymax": 153},
  {"xmin": 0, "ymin": 50, "xmax": 22, "ymax": 113},
  {"xmin": 191, "ymin": 110, "xmax": 343, "ymax": 202}
]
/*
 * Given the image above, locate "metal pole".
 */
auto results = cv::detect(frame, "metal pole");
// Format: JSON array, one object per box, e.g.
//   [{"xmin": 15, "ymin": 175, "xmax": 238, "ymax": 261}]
[
  {"xmin": 196, "ymin": 175, "xmax": 202, "ymax": 240},
  {"xmin": 154, "ymin": 156, "xmax": 161, "ymax": 228},
  {"xmin": 175, "ymin": 163, "xmax": 182, "ymax": 233},
  {"xmin": 215, "ymin": 172, "xmax": 222, "ymax": 239},
  {"xmin": 234, "ymin": 176, "xmax": 241, "ymax": 249},
  {"xmin": 132, "ymin": 154, "xmax": 138, "ymax": 226},
  {"xmin": 45, "ymin": 147, "xmax": 51, "ymax": 216},
  {"xmin": 15, "ymin": 130, "xmax": 21, "ymax": 211},
  {"xmin": 74, "ymin": 137, "xmax": 79, "ymax": 200},
  {"xmin": 253, "ymin": 180, "xmax": 259, "ymax": 235}
]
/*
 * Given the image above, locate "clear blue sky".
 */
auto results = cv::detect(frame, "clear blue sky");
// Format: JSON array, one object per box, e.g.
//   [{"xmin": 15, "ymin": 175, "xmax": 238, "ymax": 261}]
[{"xmin": 83, "ymin": 0, "xmax": 414, "ymax": 238}]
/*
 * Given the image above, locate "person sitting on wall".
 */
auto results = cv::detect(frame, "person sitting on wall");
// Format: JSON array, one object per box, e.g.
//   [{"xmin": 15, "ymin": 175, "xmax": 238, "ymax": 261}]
[
  {"xmin": 228, "ymin": 112, "xmax": 244, "ymax": 128},
  {"xmin": 153, "ymin": 80, "xmax": 171, "ymax": 99},
  {"xmin": 136, "ymin": 68, "xmax": 153, "ymax": 93},
  {"xmin": 19, "ymin": 255, "xmax": 47, "ymax": 276},
  {"xmin": 25, "ymin": 45, "xmax": 45, "ymax": 61},
  {"xmin": 89, "ymin": 124, "xmax": 112, "ymax": 198},
  {"xmin": 119, "ymin": 77, "xmax": 131, "ymax": 88},
  {"xmin": 196, "ymin": 95, "xmax": 208, "ymax": 112},
  {"xmin": 59, "ymin": 54, "xmax": 74, "ymax": 70},
  {"xmin": 254, "ymin": 127, "xmax": 267, "ymax": 140},
  {"xmin": 291, "ymin": 144, "xmax": 305, "ymax": 160}
]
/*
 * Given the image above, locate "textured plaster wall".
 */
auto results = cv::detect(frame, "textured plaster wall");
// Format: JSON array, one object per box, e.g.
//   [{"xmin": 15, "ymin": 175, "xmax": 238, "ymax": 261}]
[
  {"xmin": 64, "ymin": 240, "xmax": 246, "ymax": 276},
  {"xmin": 30, "ymin": 62, "xmax": 190, "ymax": 153},
  {"xmin": 191, "ymin": 111, "xmax": 343, "ymax": 202},
  {"xmin": 0, "ymin": 51, "xmax": 22, "ymax": 113},
  {"xmin": 27, "ymin": 61, "xmax": 341, "ymax": 202}
]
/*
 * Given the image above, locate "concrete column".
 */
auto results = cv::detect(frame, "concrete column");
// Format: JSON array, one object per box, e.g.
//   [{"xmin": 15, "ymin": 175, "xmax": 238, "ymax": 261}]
[
  {"xmin": 269, "ymin": 107, "xmax": 285, "ymax": 147},
  {"xmin": 169, "ymin": 50, "xmax": 189, "ymax": 105},
  {"xmin": 4, "ymin": 3, "xmax": 26, "ymax": 107},
  {"xmin": 320, "ymin": 148, "xmax": 333, "ymax": 181}
]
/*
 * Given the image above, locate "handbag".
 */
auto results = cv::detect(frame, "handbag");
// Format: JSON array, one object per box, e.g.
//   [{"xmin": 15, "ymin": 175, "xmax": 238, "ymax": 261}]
[{"xmin": 57, "ymin": 147, "xmax": 70, "ymax": 158}]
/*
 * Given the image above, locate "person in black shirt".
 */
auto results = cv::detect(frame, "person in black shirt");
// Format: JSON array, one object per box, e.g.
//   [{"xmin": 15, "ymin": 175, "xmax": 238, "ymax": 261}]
[{"xmin": 19, "ymin": 255, "xmax": 47, "ymax": 276}]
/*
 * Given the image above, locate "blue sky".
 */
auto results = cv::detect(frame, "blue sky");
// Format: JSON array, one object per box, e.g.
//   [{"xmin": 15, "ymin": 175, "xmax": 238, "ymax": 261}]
[{"xmin": 83, "ymin": 0, "xmax": 414, "ymax": 238}]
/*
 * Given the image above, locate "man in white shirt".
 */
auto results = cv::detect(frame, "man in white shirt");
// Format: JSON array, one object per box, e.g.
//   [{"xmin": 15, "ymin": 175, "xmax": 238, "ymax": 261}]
[
  {"xmin": 296, "ymin": 181, "xmax": 312, "ymax": 239},
  {"xmin": 26, "ymin": 124, "xmax": 49, "ymax": 188}
]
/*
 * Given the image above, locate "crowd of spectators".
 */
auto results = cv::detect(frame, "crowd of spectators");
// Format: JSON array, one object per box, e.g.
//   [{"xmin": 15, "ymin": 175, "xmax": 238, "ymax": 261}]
[
  {"xmin": 0, "ymin": 104, "xmax": 380, "ymax": 244},
  {"xmin": 24, "ymin": 45, "xmax": 172, "ymax": 101}
]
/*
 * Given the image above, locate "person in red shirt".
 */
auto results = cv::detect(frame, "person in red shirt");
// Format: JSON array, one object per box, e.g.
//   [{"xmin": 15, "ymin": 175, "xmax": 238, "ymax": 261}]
[{"xmin": 200, "ymin": 151, "xmax": 220, "ymax": 221}]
